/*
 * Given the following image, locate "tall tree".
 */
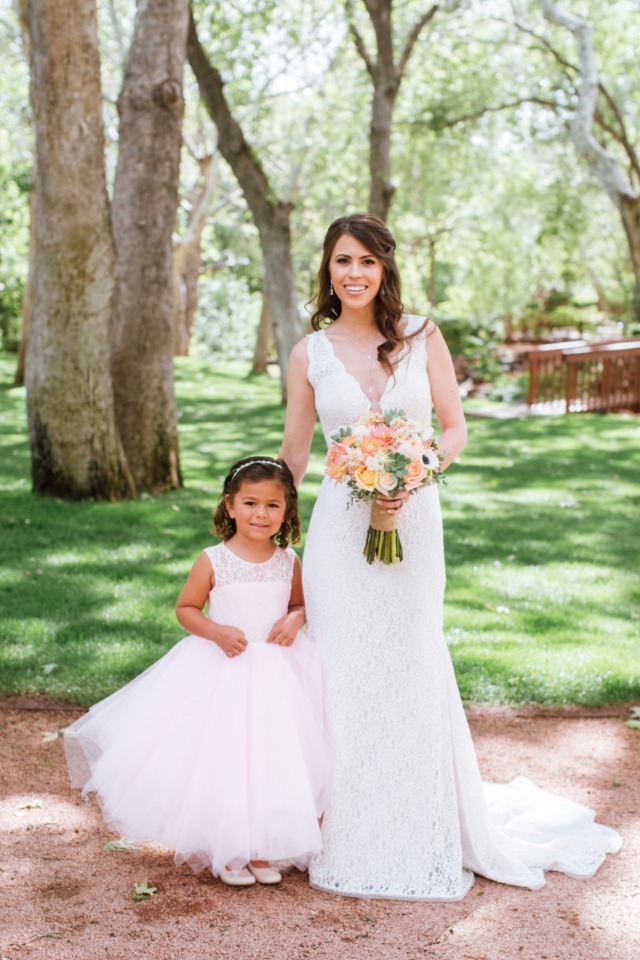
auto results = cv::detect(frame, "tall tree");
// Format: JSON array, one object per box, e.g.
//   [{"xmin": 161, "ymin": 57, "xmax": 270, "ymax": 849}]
[
  {"xmin": 13, "ymin": 0, "xmax": 34, "ymax": 387},
  {"xmin": 25, "ymin": 0, "xmax": 134, "ymax": 499},
  {"xmin": 110, "ymin": 0, "xmax": 189, "ymax": 490},
  {"xmin": 187, "ymin": 7, "xmax": 304, "ymax": 397},
  {"xmin": 346, "ymin": 0, "xmax": 462, "ymax": 221},
  {"xmin": 536, "ymin": 0, "xmax": 640, "ymax": 319}
]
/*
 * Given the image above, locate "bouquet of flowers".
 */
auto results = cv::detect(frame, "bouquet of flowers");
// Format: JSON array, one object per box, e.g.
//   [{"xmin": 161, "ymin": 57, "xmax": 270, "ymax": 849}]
[{"xmin": 324, "ymin": 408, "xmax": 444, "ymax": 565}]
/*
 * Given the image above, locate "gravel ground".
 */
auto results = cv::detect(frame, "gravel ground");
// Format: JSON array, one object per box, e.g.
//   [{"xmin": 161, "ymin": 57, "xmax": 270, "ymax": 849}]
[{"xmin": 1, "ymin": 697, "xmax": 638, "ymax": 960}]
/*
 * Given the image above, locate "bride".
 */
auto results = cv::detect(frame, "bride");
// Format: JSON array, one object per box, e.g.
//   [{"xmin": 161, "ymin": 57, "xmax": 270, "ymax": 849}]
[{"xmin": 279, "ymin": 212, "xmax": 621, "ymax": 900}]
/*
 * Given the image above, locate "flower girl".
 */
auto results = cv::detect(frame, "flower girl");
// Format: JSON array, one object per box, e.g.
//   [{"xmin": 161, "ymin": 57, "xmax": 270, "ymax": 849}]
[{"xmin": 65, "ymin": 457, "xmax": 332, "ymax": 887}]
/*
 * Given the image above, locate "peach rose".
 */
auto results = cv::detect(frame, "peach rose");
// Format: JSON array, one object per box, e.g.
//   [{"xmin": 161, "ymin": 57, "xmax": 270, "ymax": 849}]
[
  {"xmin": 354, "ymin": 465, "xmax": 378, "ymax": 492},
  {"xmin": 404, "ymin": 459, "xmax": 426, "ymax": 490}
]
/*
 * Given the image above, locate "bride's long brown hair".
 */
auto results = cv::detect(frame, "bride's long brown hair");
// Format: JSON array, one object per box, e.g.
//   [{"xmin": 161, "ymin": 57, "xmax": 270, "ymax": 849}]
[{"xmin": 309, "ymin": 213, "xmax": 428, "ymax": 376}]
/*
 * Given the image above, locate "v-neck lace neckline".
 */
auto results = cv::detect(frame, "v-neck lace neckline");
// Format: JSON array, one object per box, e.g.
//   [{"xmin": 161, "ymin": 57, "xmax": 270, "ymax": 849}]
[{"xmin": 320, "ymin": 329, "xmax": 396, "ymax": 410}]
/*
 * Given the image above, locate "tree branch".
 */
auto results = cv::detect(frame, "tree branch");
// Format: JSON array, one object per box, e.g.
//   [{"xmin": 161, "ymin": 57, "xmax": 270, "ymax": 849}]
[
  {"xmin": 512, "ymin": 14, "xmax": 640, "ymax": 182},
  {"xmin": 186, "ymin": 9, "xmax": 282, "ymax": 228},
  {"xmin": 398, "ymin": 5, "xmax": 439, "ymax": 78},
  {"xmin": 536, "ymin": 0, "xmax": 637, "ymax": 206},
  {"xmin": 409, "ymin": 95, "xmax": 564, "ymax": 129},
  {"xmin": 362, "ymin": 0, "xmax": 394, "ymax": 75},
  {"xmin": 345, "ymin": 0, "xmax": 376, "ymax": 77}
]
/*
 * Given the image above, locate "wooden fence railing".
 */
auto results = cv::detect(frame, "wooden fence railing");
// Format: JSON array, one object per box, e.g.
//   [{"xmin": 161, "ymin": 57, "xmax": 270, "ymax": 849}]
[
  {"xmin": 527, "ymin": 339, "xmax": 640, "ymax": 413},
  {"xmin": 526, "ymin": 341, "xmax": 587, "ymax": 409}
]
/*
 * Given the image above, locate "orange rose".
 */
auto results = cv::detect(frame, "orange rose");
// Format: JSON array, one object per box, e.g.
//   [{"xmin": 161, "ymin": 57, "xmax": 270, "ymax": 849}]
[{"xmin": 361, "ymin": 436, "xmax": 384, "ymax": 456}]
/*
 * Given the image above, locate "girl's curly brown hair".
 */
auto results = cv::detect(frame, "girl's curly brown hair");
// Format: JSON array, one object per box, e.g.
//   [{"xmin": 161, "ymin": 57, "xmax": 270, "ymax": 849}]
[
  {"xmin": 212, "ymin": 457, "xmax": 300, "ymax": 548},
  {"xmin": 309, "ymin": 213, "xmax": 429, "ymax": 377}
]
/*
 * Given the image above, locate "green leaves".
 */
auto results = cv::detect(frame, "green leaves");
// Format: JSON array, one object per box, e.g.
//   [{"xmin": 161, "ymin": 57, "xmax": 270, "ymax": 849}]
[
  {"xmin": 132, "ymin": 879, "xmax": 157, "ymax": 901},
  {"xmin": 331, "ymin": 425, "xmax": 355, "ymax": 441},
  {"xmin": 385, "ymin": 450, "xmax": 411, "ymax": 482},
  {"xmin": 382, "ymin": 408, "xmax": 407, "ymax": 425}
]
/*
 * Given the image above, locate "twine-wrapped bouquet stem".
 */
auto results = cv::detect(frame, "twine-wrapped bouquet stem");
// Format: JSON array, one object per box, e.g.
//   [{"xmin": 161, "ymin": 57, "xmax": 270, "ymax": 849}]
[{"xmin": 364, "ymin": 499, "xmax": 403, "ymax": 565}]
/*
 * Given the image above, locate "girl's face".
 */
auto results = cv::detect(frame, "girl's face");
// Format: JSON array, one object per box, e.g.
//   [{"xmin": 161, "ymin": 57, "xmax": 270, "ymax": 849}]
[
  {"xmin": 225, "ymin": 478, "xmax": 288, "ymax": 543},
  {"xmin": 328, "ymin": 233, "xmax": 384, "ymax": 311}
]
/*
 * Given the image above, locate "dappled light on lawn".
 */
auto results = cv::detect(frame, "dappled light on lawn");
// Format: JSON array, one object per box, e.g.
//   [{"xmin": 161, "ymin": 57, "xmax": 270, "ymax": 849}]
[{"xmin": 0, "ymin": 354, "xmax": 638, "ymax": 706}]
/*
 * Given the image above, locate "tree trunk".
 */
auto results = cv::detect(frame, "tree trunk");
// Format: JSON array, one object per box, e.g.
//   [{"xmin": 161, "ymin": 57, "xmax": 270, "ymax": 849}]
[
  {"xmin": 251, "ymin": 296, "xmax": 273, "ymax": 374},
  {"xmin": 369, "ymin": 73, "xmax": 399, "ymax": 221},
  {"xmin": 427, "ymin": 236, "xmax": 437, "ymax": 307},
  {"xmin": 173, "ymin": 239, "xmax": 201, "ymax": 357},
  {"xmin": 173, "ymin": 151, "xmax": 219, "ymax": 356},
  {"xmin": 348, "ymin": 0, "xmax": 441, "ymax": 222},
  {"xmin": 187, "ymin": 9, "xmax": 304, "ymax": 398},
  {"xmin": 257, "ymin": 209, "xmax": 303, "ymax": 388},
  {"xmin": 25, "ymin": 0, "xmax": 134, "ymax": 500},
  {"xmin": 537, "ymin": 0, "xmax": 640, "ymax": 320},
  {"xmin": 15, "ymin": 169, "xmax": 35, "ymax": 387},
  {"xmin": 14, "ymin": 0, "xmax": 31, "ymax": 387},
  {"xmin": 620, "ymin": 197, "xmax": 640, "ymax": 321},
  {"xmin": 111, "ymin": 0, "xmax": 189, "ymax": 491}
]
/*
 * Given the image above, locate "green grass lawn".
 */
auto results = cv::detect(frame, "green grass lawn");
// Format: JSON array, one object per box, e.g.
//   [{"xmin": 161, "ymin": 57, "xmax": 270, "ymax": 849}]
[{"xmin": 1, "ymin": 352, "xmax": 638, "ymax": 706}]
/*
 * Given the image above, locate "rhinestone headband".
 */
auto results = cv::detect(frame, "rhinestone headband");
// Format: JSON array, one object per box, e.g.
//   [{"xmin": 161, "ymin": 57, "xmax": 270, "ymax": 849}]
[{"xmin": 231, "ymin": 459, "xmax": 282, "ymax": 480}]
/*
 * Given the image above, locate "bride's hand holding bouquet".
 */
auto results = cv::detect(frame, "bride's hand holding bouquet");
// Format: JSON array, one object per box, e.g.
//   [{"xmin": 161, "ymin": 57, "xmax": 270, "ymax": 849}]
[{"xmin": 324, "ymin": 409, "xmax": 444, "ymax": 565}]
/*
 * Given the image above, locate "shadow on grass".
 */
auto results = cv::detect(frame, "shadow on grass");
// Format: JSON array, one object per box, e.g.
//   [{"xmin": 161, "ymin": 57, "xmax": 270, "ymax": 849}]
[{"xmin": 1, "ymin": 353, "xmax": 638, "ymax": 705}]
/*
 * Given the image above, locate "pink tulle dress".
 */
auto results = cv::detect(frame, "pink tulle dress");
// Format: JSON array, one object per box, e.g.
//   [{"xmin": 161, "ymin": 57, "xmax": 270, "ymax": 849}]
[{"xmin": 64, "ymin": 543, "xmax": 333, "ymax": 875}]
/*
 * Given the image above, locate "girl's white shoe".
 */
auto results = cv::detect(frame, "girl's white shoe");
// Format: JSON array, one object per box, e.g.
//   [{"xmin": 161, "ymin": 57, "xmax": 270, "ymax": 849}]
[
  {"xmin": 219, "ymin": 866, "xmax": 256, "ymax": 887},
  {"xmin": 247, "ymin": 863, "xmax": 282, "ymax": 885}
]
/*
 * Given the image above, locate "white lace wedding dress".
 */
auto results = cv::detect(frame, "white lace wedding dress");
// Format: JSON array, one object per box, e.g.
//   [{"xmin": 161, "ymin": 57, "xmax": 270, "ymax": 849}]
[{"xmin": 302, "ymin": 317, "xmax": 621, "ymax": 901}]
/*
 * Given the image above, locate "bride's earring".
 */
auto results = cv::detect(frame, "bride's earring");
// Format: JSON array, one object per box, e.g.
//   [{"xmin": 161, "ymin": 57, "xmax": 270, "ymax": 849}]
[{"xmin": 330, "ymin": 280, "xmax": 334, "ymax": 296}]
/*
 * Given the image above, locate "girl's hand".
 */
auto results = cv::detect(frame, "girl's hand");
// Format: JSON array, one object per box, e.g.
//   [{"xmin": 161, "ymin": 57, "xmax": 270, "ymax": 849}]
[
  {"xmin": 267, "ymin": 610, "xmax": 304, "ymax": 647},
  {"xmin": 376, "ymin": 490, "xmax": 409, "ymax": 514},
  {"xmin": 214, "ymin": 626, "xmax": 248, "ymax": 659}
]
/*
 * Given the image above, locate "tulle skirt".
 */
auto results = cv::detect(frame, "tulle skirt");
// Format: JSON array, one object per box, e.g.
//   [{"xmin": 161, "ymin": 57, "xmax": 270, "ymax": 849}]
[{"xmin": 64, "ymin": 632, "xmax": 333, "ymax": 874}]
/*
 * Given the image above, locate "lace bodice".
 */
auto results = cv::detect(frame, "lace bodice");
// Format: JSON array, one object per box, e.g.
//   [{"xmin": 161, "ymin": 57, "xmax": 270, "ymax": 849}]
[
  {"xmin": 306, "ymin": 315, "xmax": 432, "ymax": 445},
  {"xmin": 204, "ymin": 543, "xmax": 294, "ymax": 586},
  {"xmin": 203, "ymin": 543, "xmax": 295, "ymax": 644}
]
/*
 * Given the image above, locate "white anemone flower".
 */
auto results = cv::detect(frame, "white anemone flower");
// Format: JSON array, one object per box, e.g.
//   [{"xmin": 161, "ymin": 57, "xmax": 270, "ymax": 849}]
[{"xmin": 421, "ymin": 448, "xmax": 440, "ymax": 471}]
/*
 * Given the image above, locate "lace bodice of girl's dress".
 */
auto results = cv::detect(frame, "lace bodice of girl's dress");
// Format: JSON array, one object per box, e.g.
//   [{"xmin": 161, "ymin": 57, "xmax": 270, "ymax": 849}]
[
  {"xmin": 301, "ymin": 316, "xmax": 621, "ymax": 901},
  {"xmin": 204, "ymin": 543, "xmax": 295, "ymax": 643}
]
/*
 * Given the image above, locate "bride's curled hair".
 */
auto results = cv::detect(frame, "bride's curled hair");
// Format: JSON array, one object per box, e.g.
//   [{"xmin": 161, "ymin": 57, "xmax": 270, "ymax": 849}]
[{"xmin": 309, "ymin": 213, "xmax": 428, "ymax": 376}]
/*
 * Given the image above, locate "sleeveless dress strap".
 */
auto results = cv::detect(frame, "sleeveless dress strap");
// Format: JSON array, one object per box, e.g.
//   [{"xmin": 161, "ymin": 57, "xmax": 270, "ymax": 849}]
[
  {"xmin": 306, "ymin": 331, "xmax": 336, "ymax": 392},
  {"xmin": 403, "ymin": 314, "xmax": 430, "ymax": 369}
]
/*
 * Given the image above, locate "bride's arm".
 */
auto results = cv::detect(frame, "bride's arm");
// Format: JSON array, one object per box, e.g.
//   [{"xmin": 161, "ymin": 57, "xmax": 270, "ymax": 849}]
[
  {"xmin": 427, "ymin": 323, "xmax": 467, "ymax": 471},
  {"xmin": 279, "ymin": 338, "xmax": 318, "ymax": 488}
]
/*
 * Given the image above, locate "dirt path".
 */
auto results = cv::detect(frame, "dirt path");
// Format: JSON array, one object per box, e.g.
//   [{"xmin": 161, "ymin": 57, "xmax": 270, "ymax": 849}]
[{"xmin": 0, "ymin": 697, "xmax": 637, "ymax": 960}]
